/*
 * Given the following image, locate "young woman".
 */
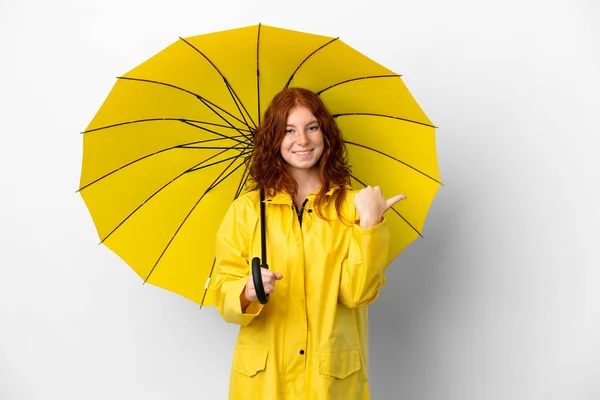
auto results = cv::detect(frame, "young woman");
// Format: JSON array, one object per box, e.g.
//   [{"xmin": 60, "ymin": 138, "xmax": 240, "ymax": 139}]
[{"xmin": 213, "ymin": 87, "xmax": 405, "ymax": 399}]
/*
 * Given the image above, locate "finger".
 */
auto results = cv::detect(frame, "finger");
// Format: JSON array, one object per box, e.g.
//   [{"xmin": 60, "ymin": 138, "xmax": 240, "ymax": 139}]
[
  {"xmin": 264, "ymin": 270, "xmax": 283, "ymax": 280},
  {"xmin": 385, "ymin": 194, "xmax": 406, "ymax": 210},
  {"xmin": 263, "ymin": 275, "xmax": 275, "ymax": 286},
  {"xmin": 245, "ymin": 288, "xmax": 256, "ymax": 301},
  {"xmin": 264, "ymin": 283, "xmax": 275, "ymax": 294},
  {"xmin": 262, "ymin": 271, "xmax": 274, "ymax": 283}
]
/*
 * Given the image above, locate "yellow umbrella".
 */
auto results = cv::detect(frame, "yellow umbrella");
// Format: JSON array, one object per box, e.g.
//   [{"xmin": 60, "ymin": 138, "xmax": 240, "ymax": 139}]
[{"xmin": 79, "ymin": 24, "xmax": 441, "ymax": 307}]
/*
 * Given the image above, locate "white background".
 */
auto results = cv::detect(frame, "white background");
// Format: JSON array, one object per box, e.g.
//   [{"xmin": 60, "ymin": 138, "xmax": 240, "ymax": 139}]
[{"xmin": 1, "ymin": 0, "xmax": 599, "ymax": 399}]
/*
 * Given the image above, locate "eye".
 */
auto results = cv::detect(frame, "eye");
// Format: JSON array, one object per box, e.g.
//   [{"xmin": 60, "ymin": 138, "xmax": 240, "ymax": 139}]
[
  {"xmin": 308, "ymin": 125, "xmax": 319, "ymax": 131},
  {"xmin": 285, "ymin": 129, "xmax": 294, "ymax": 134}
]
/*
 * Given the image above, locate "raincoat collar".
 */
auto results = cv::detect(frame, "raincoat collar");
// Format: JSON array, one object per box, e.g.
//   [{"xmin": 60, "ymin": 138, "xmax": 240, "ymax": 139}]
[{"xmin": 263, "ymin": 186, "xmax": 347, "ymax": 206}]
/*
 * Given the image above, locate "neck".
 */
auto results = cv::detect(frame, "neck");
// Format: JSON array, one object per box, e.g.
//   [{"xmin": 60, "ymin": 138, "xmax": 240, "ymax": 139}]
[{"xmin": 289, "ymin": 167, "xmax": 321, "ymax": 207}]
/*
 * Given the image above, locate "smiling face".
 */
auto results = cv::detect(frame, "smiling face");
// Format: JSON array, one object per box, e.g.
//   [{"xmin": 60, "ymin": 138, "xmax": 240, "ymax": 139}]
[{"xmin": 279, "ymin": 105, "xmax": 325, "ymax": 176}]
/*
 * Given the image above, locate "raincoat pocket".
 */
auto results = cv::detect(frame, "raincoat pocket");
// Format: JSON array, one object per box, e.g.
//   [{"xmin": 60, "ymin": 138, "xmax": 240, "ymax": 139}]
[
  {"xmin": 318, "ymin": 349, "xmax": 362, "ymax": 379},
  {"xmin": 232, "ymin": 348, "xmax": 269, "ymax": 377}
]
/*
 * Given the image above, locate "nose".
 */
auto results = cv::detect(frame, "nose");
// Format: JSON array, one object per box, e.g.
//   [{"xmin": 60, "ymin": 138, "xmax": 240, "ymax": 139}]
[{"xmin": 297, "ymin": 131, "xmax": 309, "ymax": 145}]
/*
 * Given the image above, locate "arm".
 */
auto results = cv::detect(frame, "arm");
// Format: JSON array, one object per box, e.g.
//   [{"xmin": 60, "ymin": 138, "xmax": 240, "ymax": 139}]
[
  {"xmin": 339, "ymin": 218, "xmax": 391, "ymax": 308},
  {"xmin": 213, "ymin": 199, "xmax": 265, "ymax": 326},
  {"xmin": 338, "ymin": 186, "xmax": 404, "ymax": 308}
]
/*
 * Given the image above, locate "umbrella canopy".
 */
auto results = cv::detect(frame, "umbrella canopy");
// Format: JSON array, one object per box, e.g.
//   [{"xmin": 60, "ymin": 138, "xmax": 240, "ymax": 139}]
[{"xmin": 79, "ymin": 24, "xmax": 441, "ymax": 307}]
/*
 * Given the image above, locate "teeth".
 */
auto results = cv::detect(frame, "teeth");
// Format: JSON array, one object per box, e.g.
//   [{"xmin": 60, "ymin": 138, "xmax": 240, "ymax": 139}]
[{"xmin": 295, "ymin": 151, "xmax": 311, "ymax": 155}]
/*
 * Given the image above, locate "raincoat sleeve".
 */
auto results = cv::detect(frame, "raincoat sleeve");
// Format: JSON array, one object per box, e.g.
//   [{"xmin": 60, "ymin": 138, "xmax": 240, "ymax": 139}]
[
  {"xmin": 338, "ymin": 202, "xmax": 391, "ymax": 309},
  {"xmin": 213, "ymin": 197, "xmax": 265, "ymax": 326}
]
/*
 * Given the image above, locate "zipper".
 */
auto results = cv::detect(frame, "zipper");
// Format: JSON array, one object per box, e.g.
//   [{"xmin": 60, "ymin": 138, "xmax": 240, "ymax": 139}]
[{"xmin": 295, "ymin": 198, "xmax": 309, "ymax": 227}]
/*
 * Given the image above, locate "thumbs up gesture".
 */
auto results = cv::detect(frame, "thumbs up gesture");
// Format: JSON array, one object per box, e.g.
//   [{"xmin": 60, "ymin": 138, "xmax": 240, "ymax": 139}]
[{"xmin": 353, "ymin": 186, "xmax": 406, "ymax": 229}]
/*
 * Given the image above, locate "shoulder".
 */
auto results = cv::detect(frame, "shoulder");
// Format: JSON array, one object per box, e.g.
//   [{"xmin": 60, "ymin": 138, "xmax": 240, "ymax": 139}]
[
  {"xmin": 229, "ymin": 190, "xmax": 261, "ymax": 218},
  {"xmin": 232, "ymin": 190, "xmax": 261, "ymax": 206},
  {"xmin": 339, "ymin": 187, "xmax": 356, "ymax": 203},
  {"xmin": 330, "ymin": 186, "xmax": 358, "ymax": 222},
  {"xmin": 218, "ymin": 190, "xmax": 260, "ymax": 234}
]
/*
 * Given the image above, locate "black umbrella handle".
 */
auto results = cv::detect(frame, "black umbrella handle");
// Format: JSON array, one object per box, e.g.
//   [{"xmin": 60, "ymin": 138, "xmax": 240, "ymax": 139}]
[{"xmin": 252, "ymin": 257, "xmax": 269, "ymax": 304}]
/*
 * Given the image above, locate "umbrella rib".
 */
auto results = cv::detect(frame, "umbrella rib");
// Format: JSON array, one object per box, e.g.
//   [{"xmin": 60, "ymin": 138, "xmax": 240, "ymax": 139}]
[
  {"xmin": 144, "ymin": 145, "xmax": 252, "ymax": 283},
  {"xmin": 203, "ymin": 153, "xmax": 251, "ymax": 193},
  {"xmin": 316, "ymin": 74, "xmax": 401, "ymax": 95},
  {"xmin": 234, "ymin": 156, "xmax": 252, "ymax": 200},
  {"xmin": 117, "ymin": 76, "xmax": 250, "ymax": 129},
  {"xmin": 345, "ymin": 141, "xmax": 441, "ymax": 185},
  {"xmin": 224, "ymin": 82, "xmax": 254, "ymax": 131},
  {"xmin": 82, "ymin": 118, "xmax": 252, "ymax": 135},
  {"xmin": 334, "ymin": 113, "xmax": 437, "ymax": 129},
  {"xmin": 182, "ymin": 120, "xmax": 250, "ymax": 143},
  {"xmin": 78, "ymin": 138, "xmax": 248, "ymax": 192},
  {"xmin": 195, "ymin": 96, "xmax": 254, "ymax": 141},
  {"xmin": 185, "ymin": 119, "xmax": 252, "ymax": 132},
  {"xmin": 283, "ymin": 37, "xmax": 339, "ymax": 90},
  {"xmin": 256, "ymin": 23, "xmax": 262, "ymax": 125},
  {"xmin": 350, "ymin": 174, "xmax": 423, "ymax": 238},
  {"xmin": 199, "ymin": 258, "xmax": 217, "ymax": 309},
  {"xmin": 99, "ymin": 148, "xmax": 252, "ymax": 244},
  {"xmin": 179, "ymin": 145, "xmax": 246, "ymax": 150},
  {"xmin": 186, "ymin": 150, "xmax": 251, "ymax": 173},
  {"xmin": 179, "ymin": 37, "xmax": 257, "ymax": 130}
]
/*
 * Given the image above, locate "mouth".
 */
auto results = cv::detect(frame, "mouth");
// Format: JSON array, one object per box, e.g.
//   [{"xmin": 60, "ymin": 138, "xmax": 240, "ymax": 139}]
[{"xmin": 293, "ymin": 149, "xmax": 314, "ymax": 155}]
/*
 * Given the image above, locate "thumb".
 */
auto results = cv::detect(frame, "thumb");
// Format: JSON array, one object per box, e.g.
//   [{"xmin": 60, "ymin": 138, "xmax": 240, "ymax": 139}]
[
  {"xmin": 274, "ymin": 272, "xmax": 283, "ymax": 280},
  {"xmin": 385, "ymin": 194, "xmax": 406, "ymax": 211}
]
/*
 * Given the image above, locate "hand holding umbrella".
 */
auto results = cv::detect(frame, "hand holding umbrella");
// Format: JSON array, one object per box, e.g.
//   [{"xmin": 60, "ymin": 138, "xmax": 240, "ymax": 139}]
[{"xmin": 242, "ymin": 269, "xmax": 283, "ymax": 310}]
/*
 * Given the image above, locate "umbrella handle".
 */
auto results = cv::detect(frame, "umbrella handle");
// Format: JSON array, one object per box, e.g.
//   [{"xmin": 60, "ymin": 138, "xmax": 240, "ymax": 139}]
[{"xmin": 252, "ymin": 257, "xmax": 269, "ymax": 304}]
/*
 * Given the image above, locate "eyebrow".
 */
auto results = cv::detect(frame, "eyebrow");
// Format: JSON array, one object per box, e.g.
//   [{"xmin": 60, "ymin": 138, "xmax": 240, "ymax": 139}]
[{"xmin": 286, "ymin": 120, "xmax": 319, "ymax": 127}]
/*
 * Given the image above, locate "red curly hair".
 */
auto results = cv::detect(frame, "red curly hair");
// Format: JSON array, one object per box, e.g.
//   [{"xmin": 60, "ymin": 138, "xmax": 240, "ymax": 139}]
[{"xmin": 248, "ymin": 87, "xmax": 351, "ymax": 219}]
